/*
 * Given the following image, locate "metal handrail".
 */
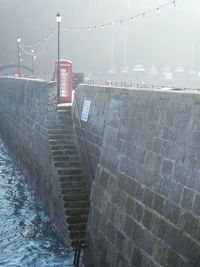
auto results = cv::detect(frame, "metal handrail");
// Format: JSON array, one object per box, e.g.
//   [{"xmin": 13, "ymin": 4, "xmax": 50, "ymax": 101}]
[{"xmin": 73, "ymin": 240, "xmax": 86, "ymax": 267}]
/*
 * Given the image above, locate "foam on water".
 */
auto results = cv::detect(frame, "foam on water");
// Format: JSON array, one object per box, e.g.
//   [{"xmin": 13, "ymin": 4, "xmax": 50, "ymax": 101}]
[{"xmin": 0, "ymin": 139, "xmax": 77, "ymax": 267}]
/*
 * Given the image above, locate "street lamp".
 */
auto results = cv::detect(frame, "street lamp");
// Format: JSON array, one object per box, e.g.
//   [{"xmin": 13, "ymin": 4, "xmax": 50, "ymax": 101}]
[
  {"xmin": 31, "ymin": 49, "xmax": 36, "ymax": 75},
  {"xmin": 56, "ymin": 12, "xmax": 61, "ymax": 104},
  {"xmin": 17, "ymin": 37, "xmax": 21, "ymax": 76}
]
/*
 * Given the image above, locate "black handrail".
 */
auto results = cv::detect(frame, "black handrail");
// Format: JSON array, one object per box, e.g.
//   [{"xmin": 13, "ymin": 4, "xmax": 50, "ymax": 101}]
[{"xmin": 73, "ymin": 240, "xmax": 86, "ymax": 267}]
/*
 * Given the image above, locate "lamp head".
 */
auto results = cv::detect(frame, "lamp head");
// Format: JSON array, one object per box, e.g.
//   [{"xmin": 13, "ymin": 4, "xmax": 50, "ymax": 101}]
[
  {"xmin": 56, "ymin": 12, "xmax": 61, "ymax": 23},
  {"xmin": 17, "ymin": 37, "xmax": 21, "ymax": 43}
]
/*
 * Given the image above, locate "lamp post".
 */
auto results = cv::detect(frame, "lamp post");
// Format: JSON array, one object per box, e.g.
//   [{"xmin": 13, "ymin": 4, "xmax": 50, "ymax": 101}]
[
  {"xmin": 31, "ymin": 49, "xmax": 36, "ymax": 75},
  {"xmin": 17, "ymin": 37, "xmax": 21, "ymax": 76},
  {"xmin": 56, "ymin": 12, "xmax": 61, "ymax": 104}
]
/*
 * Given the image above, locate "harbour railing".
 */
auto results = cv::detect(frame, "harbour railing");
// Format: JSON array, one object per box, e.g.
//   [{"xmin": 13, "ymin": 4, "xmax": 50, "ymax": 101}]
[{"xmin": 83, "ymin": 80, "xmax": 200, "ymax": 92}]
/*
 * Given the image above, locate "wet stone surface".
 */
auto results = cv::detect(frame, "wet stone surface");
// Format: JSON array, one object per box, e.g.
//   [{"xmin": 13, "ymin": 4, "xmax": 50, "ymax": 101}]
[{"xmin": 0, "ymin": 139, "xmax": 77, "ymax": 267}]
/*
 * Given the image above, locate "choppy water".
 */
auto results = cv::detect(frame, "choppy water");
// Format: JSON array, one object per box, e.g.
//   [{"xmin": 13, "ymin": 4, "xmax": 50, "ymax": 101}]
[{"xmin": 0, "ymin": 139, "xmax": 76, "ymax": 267}]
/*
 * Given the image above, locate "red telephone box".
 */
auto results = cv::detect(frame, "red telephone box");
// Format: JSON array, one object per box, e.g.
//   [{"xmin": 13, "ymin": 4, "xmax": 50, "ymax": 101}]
[{"xmin": 54, "ymin": 59, "xmax": 72, "ymax": 103}]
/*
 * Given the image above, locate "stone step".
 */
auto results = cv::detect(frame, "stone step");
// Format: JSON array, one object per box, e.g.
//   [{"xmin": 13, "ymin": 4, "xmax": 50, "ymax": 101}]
[
  {"xmin": 62, "ymin": 187, "xmax": 86, "ymax": 195},
  {"xmin": 57, "ymin": 108, "xmax": 71, "ymax": 113},
  {"xmin": 57, "ymin": 113, "xmax": 72, "ymax": 119},
  {"xmin": 59, "ymin": 175, "xmax": 85, "ymax": 183},
  {"xmin": 57, "ymin": 105, "xmax": 72, "ymax": 111},
  {"xmin": 49, "ymin": 119, "xmax": 72, "ymax": 125},
  {"xmin": 63, "ymin": 193, "xmax": 88, "ymax": 202},
  {"xmin": 69, "ymin": 222, "xmax": 87, "ymax": 232},
  {"xmin": 65, "ymin": 207, "xmax": 89, "ymax": 216},
  {"xmin": 60, "ymin": 180, "xmax": 86, "ymax": 188},
  {"xmin": 70, "ymin": 230, "xmax": 86, "ymax": 241},
  {"xmin": 49, "ymin": 139, "xmax": 75, "ymax": 146},
  {"xmin": 49, "ymin": 134, "xmax": 74, "ymax": 140},
  {"xmin": 49, "ymin": 139, "xmax": 74, "ymax": 146},
  {"xmin": 57, "ymin": 108, "xmax": 71, "ymax": 112},
  {"xmin": 50, "ymin": 145, "xmax": 77, "ymax": 151},
  {"xmin": 57, "ymin": 168, "xmax": 82, "ymax": 176},
  {"xmin": 52, "ymin": 150, "xmax": 78, "ymax": 156},
  {"xmin": 46, "ymin": 120, "xmax": 73, "ymax": 126},
  {"xmin": 53, "ymin": 156, "xmax": 80, "ymax": 162},
  {"xmin": 46, "ymin": 114, "xmax": 72, "ymax": 121},
  {"xmin": 56, "ymin": 105, "xmax": 72, "ymax": 112},
  {"xmin": 48, "ymin": 129, "xmax": 74, "ymax": 135},
  {"xmin": 63, "ymin": 200, "xmax": 89, "ymax": 209},
  {"xmin": 55, "ymin": 161, "xmax": 81, "ymax": 168},
  {"xmin": 47, "ymin": 125, "xmax": 73, "ymax": 131},
  {"xmin": 67, "ymin": 214, "xmax": 88, "ymax": 224}
]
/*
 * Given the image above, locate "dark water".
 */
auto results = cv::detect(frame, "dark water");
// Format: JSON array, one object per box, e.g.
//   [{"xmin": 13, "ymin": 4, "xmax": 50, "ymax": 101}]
[{"xmin": 0, "ymin": 139, "xmax": 76, "ymax": 267}]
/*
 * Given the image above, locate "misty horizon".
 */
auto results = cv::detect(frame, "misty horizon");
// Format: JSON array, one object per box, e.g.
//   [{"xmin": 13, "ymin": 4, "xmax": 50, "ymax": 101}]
[{"xmin": 0, "ymin": 0, "xmax": 199, "ymax": 82}]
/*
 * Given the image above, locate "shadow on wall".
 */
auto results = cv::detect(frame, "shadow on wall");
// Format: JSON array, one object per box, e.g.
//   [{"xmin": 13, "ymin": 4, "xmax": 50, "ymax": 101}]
[{"xmin": 73, "ymin": 84, "xmax": 200, "ymax": 267}]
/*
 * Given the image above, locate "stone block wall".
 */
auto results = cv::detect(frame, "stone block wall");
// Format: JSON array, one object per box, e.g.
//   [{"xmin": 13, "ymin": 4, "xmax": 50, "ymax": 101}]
[
  {"xmin": 72, "ymin": 86, "xmax": 109, "ymax": 190},
  {"xmin": 0, "ymin": 78, "xmax": 50, "ymax": 181},
  {"xmin": 0, "ymin": 77, "xmax": 69, "ymax": 243},
  {"xmin": 73, "ymin": 85, "xmax": 200, "ymax": 267}
]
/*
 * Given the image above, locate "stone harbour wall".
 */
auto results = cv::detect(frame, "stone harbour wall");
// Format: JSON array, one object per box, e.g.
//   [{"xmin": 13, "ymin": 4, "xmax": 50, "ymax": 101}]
[
  {"xmin": 73, "ymin": 85, "xmax": 200, "ymax": 267},
  {"xmin": 72, "ymin": 86, "xmax": 108, "ymax": 190},
  {"xmin": 0, "ymin": 77, "xmax": 69, "ymax": 243}
]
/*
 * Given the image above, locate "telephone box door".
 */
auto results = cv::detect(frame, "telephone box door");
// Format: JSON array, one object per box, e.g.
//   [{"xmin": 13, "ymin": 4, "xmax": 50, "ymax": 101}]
[{"xmin": 55, "ymin": 59, "xmax": 72, "ymax": 103}]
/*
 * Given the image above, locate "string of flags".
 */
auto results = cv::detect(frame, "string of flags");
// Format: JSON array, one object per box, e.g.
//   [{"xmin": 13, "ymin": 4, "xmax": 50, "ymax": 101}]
[
  {"xmin": 62, "ymin": 0, "xmax": 177, "ymax": 32},
  {"xmin": 21, "ymin": 0, "xmax": 177, "ymax": 50},
  {"xmin": 20, "ymin": 45, "xmax": 34, "ymax": 56},
  {"xmin": 22, "ymin": 27, "xmax": 57, "ymax": 48}
]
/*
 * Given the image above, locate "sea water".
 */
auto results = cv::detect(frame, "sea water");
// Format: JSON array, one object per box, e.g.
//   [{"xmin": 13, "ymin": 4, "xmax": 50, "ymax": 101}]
[{"xmin": 0, "ymin": 139, "xmax": 78, "ymax": 267}]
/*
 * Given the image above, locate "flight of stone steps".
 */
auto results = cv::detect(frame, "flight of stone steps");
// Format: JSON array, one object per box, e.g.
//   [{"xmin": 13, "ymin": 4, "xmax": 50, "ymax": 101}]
[{"xmin": 47, "ymin": 104, "xmax": 89, "ymax": 247}]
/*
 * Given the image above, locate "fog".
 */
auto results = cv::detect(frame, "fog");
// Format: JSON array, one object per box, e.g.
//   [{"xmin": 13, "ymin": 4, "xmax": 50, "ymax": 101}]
[{"xmin": 0, "ymin": 0, "xmax": 199, "ymax": 85}]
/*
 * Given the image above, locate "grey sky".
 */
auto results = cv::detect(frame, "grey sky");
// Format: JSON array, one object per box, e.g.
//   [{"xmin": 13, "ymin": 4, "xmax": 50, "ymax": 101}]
[{"xmin": 0, "ymin": 0, "xmax": 199, "ymax": 77}]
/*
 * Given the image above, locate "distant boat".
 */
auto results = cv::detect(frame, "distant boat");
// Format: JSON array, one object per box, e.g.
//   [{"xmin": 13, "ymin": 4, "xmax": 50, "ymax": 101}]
[
  {"xmin": 107, "ymin": 34, "xmax": 117, "ymax": 75},
  {"xmin": 175, "ymin": 65, "xmax": 184, "ymax": 73},
  {"xmin": 132, "ymin": 64, "xmax": 146, "ymax": 72},
  {"xmin": 148, "ymin": 66, "xmax": 158, "ymax": 76},
  {"xmin": 107, "ymin": 67, "xmax": 117, "ymax": 74},
  {"xmin": 84, "ymin": 73, "xmax": 91, "ymax": 83},
  {"xmin": 84, "ymin": 77, "xmax": 91, "ymax": 83},
  {"xmin": 121, "ymin": 67, "xmax": 129, "ymax": 74},
  {"xmin": 121, "ymin": 37, "xmax": 129, "ymax": 74},
  {"xmin": 162, "ymin": 66, "xmax": 173, "ymax": 80}
]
